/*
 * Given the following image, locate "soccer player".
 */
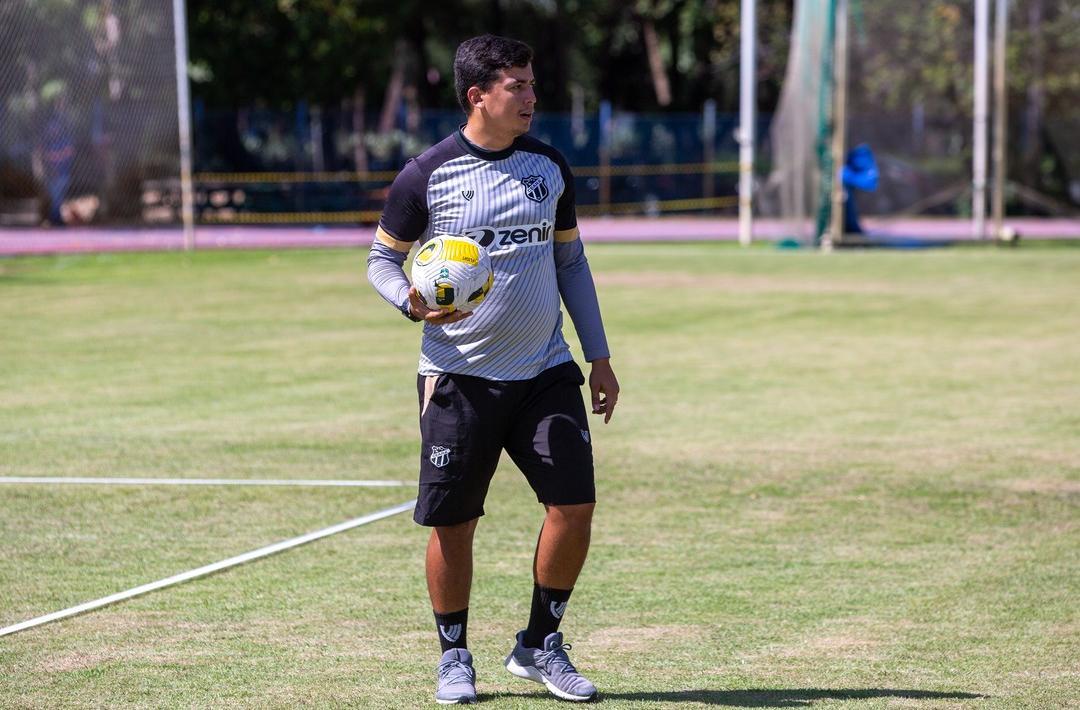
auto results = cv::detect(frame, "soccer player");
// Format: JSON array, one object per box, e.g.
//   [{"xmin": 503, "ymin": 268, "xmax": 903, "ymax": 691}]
[{"xmin": 367, "ymin": 34, "xmax": 619, "ymax": 704}]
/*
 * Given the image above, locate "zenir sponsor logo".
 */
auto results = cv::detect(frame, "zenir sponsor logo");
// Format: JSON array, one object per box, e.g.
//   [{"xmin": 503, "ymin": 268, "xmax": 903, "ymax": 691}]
[
  {"xmin": 462, "ymin": 190, "xmax": 474, "ymax": 201},
  {"xmin": 550, "ymin": 601, "xmax": 567, "ymax": 619},
  {"xmin": 461, "ymin": 221, "xmax": 552, "ymax": 250}
]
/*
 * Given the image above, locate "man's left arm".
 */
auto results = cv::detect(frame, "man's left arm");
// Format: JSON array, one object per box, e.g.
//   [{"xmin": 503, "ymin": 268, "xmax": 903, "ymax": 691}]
[{"xmin": 554, "ymin": 228, "xmax": 620, "ymax": 423}]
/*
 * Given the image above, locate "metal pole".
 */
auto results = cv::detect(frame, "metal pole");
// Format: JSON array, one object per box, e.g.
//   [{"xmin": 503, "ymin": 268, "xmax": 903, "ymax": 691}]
[
  {"xmin": 973, "ymin": 0, "xmax": 990, "ymax": 240},
  {"xmin": 598, "ymin": 100, "xmax": 611, "ymax": 216},
  {"xmin": 992, "ymin": 0, "xmax": 1009, "ymax": 239},
  {"xmin": 172, "ymin": 0, "xmax": 196, "ymax": 251},
  {"xmin": 737, "ymin": 0, "xmax": 756, "ymax": 247},
  {"xmin": 703, "ymin": 99, "xmax": 716, "ymax": 206},
  {"xmin": 827, "ymin": 0, "xmax": 848, "ymax": 247}
]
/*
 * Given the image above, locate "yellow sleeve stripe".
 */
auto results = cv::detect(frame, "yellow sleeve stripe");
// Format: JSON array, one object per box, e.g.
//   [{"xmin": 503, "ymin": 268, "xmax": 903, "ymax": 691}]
[
  {"xmin": 375, "ymin": 226, "xmax": 414, "ymax": 253},
  {"xmin": 554, "ymin": 227, "xmax": 580, "ymax": 243}
]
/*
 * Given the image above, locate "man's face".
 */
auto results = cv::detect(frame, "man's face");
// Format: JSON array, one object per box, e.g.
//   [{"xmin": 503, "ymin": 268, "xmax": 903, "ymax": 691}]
[{"xmin": 475, "ymin": 64, "xmax": 536, "ymax": 136}]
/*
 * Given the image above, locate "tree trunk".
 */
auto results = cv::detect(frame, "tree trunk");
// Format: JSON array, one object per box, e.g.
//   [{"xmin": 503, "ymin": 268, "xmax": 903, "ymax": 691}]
[
  {"xmin": 1022, "ymin": 0, "xmax": 1044, "ymax": 190},
  {"xmin": 352, "ymin": 85, "xmax": 367, "ymax": 173},
  {"xmin": 378, "ymin": 40, "xmax": 408, "ymax": 133},
  {"xmin": 642, "ymin": 16, "xmax": 672, "ymax": 106}
]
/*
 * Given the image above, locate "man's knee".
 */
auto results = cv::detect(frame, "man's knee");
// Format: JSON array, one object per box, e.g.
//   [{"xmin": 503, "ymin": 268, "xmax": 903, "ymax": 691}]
[
  {"xmin": 433, "ymin": 517, "xmax": 479, "ymax": 543},
  {"xmin": 546, "ymin": 502, "xmax": 595, "ymax": 529}
]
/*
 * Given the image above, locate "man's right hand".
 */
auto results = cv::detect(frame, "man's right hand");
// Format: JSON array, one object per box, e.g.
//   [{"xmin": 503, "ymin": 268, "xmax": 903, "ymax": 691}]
[{"xmin": 408, "ymin": 286, "xmax": 474, "ymax": 325}]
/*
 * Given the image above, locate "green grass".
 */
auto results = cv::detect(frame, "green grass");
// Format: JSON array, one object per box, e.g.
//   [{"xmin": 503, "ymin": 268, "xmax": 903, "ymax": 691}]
[{"xmin": 1, "ymin": 244, "xmax": 1077, "ymax": 708}]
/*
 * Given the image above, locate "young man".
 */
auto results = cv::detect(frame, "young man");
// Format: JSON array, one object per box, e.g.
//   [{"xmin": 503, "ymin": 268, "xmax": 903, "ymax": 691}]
[{"xmin": 367, "ymin": 34, "xmax": 618, "ymax": 704}]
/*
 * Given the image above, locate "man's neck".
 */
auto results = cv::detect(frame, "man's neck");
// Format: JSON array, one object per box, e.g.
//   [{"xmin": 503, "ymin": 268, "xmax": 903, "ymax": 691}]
[{"xmin": 462, "ymin": 120, "xmax": 515, "ymax": 152}]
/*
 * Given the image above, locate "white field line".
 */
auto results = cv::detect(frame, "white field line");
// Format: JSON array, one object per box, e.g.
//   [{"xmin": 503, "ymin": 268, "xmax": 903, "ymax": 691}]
[
  {"xmin": 0, "ymin": 476, "xmax": 410, "ymax": 487},
  {"xmin": 0, "ymin": 499, "xmax": 416, "ymax": 638}
]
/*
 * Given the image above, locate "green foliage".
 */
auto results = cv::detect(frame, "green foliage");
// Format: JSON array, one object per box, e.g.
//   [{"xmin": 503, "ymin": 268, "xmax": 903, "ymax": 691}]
[{"xmin": 186, "ymin": 0, "xmax": 796, "ymax": 112}]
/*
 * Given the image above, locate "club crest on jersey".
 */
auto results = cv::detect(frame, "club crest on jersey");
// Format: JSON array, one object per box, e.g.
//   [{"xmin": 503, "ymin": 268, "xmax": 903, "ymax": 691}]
[
  {"xmin": 521, "ymin": 175, "xmax": 549, "ymax": 202},
  {"xmin": 430, "ymin": 445, "xmax": 451, "ymax": 468}
]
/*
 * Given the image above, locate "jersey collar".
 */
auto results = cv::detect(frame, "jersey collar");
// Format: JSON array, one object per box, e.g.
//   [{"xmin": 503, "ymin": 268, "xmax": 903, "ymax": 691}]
[{"xmin": 455, "ymin": 125, "xmax": 520, "ymax": 162}]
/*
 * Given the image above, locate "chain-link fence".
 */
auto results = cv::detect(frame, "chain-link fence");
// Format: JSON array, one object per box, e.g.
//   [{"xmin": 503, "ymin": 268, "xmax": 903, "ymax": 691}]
[{"xmin": 0, "ymin": 0, "xmax": 181, "ymax": 227}]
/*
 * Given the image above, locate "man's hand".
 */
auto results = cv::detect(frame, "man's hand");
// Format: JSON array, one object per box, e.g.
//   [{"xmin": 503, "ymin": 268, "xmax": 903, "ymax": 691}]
[
  {"xmin": 408, "ymin": 286, "xmax": 473, "ymax": 325},
  {"xmin": 588, "ymin": 357, "xmax": 620, "ymax": 424}
]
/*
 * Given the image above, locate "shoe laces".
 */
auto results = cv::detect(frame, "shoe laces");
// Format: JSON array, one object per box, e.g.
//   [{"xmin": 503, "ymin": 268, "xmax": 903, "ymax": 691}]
[
  {"xmin": 438, "ymin": 658, "xmax": 474, "ymax": 685},
  {"xmin": 537, "ymin": 642, "xmax": 578, "ymax": 675}
]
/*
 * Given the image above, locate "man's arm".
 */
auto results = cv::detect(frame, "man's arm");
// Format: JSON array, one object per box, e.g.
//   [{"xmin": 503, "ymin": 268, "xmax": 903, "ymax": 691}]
[
  {"xmin": 367, "ymin": 227, "xmax": 415, "ymax": 317},
  {"xmin": 366, "ymin": 227, "xmax": 472, "ymax": 325},
  {"xmin": 554, "ymin": 227, "xmax": 619, "ymax": 422}
]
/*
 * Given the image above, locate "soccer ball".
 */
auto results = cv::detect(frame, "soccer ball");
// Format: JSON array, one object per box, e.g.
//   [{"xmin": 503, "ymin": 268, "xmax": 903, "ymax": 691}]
[{"xmin": 410, "ymin": 234, "xmax": 494, "ymax": 313}]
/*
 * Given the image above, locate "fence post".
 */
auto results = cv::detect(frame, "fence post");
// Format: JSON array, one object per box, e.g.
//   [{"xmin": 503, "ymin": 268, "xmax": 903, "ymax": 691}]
[
  {"xmin": 703, "ymin": 99, "xmax": 716, "ymax": 206},
  {"xmin": 172, "ymin": 0, "xmax": 195, "ymax": 250}
]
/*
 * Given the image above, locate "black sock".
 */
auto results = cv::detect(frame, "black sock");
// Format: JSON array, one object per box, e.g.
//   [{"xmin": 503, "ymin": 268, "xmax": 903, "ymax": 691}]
[
  {"xmin": 523, "ymin": 585, "xmax": 572, "ymax": 649},
  {"xmin": 434, "ymin": 608, "xmax": 468, "ymax": 653}
]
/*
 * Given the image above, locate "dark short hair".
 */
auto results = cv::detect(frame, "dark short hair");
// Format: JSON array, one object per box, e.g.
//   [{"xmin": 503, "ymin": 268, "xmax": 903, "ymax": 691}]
[{"xmin": 454, "ymin": 34, "xmax": 533, "ymax": 114}]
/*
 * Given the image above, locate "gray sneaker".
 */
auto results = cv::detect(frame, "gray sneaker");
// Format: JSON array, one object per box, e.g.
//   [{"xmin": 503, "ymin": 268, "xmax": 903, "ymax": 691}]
[
  {"xmin": 504, "ymin": 631, "xmax": 597, "ymax": 702},
  {"xmin": 435, "ymin": 648, "xmax": 477, "ymax": 705}
]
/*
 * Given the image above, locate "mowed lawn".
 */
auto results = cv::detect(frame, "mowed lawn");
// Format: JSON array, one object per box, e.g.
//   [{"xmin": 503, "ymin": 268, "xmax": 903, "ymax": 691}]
[{"xmin": 0, "ymin": 243, "xmax": 1077, "ymax": 709}]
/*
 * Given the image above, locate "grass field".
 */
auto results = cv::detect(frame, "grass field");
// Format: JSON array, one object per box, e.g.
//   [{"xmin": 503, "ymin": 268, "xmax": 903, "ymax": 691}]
[{"xmin": 1, "ymin": 243, "xmax": 1077, "ymax": 709}]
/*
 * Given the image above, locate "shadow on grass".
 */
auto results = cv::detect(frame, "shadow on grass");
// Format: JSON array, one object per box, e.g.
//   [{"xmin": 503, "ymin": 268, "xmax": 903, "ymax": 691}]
[{"xmin": 479, "ymin": 688, "xmax": 986, "ymax": 706}]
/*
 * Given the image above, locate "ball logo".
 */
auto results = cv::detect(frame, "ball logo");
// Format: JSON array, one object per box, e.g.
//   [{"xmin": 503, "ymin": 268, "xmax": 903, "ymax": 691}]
[
  {"xmin": 441, "ymin": 239, "xmax": 480, "ymax": 266},
  {"xmin": 521, "ymin": 175, "xmax": 549, "ymax": 202},
  {"xmin": 414, "ymin": 239, "xmax": 443, "ymax": 267}
]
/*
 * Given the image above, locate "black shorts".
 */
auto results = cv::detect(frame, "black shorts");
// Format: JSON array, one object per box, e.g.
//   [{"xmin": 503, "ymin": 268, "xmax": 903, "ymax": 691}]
[{"xmin": 413, "ymin": 361, "xmax": 595, "ymax": 527}]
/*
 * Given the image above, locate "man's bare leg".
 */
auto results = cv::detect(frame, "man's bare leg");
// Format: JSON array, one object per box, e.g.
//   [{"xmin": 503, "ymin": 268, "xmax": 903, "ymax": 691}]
[
  {"xmin": 427, "ymin": 518, "xmax": 479, "ymax": 614},
  {"xmin": 534, "ymin": 503, "xmax": 594, "ymax": 588},
  {"xmin": 517, "ymin": 502, "xmax": 594, "ymax": 650},
  {"xmin": 505, "ymin": 502, "xmax": 598, "ymax": 702},
  {"xmin": 428, "ymin": 518, "xmax": 479, "ymax": 704}
]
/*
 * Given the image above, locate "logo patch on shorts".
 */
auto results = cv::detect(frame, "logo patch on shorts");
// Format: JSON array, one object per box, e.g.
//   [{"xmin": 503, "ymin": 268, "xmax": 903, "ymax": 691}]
[
  {"xmin": 430, "ymin": 445, "xmax": 451, "ymax": 468},
  {"xmin": 580, "ymin": 429, "xmax": 590, "ymax": 444}
]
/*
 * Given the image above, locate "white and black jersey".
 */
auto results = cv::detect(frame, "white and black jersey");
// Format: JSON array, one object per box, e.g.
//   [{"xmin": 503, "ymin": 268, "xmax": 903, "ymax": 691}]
[{"xmin": 369, "ymin": 127, "xmax": 609, "ymax": 381}]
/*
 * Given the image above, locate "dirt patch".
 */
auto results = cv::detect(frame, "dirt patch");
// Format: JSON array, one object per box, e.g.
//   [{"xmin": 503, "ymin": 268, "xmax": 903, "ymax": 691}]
[
  {"xmin": 586, "ymin": 624, "xmax": 700, "ymax": 652},
  {"xmin": 593, "ymin": 271, "xmax": 900, "ymax": 295},
  {"xmin": 997, "ymin": 478, "xmax": 1080, "ymax": 495},
  {"xmin": 41, "ymin": 649, "xmax": 194, "ymax": 672},
  {"xmin": 773, "ymin": 633, "xmax": 877, "ymax": 660},
  {"xmin": 744, "ymin": 617, "xmax": 905, "ymax": 664}
]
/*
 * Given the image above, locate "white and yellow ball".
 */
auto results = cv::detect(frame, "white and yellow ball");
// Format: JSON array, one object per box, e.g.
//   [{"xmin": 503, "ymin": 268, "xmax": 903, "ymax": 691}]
[{"xmin": 411, "ymin": 235, "xmax": 494, "ymax": 313}]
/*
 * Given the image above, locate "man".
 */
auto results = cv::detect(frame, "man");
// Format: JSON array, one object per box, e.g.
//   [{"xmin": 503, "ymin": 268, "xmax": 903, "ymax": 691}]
[{"xmin": 367, "ymin": 34, "xmax": 618, "ymax": 704}]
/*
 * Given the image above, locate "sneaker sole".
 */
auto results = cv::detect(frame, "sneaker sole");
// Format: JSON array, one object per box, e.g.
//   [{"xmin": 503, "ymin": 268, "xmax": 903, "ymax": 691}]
[
  {"xmin": 435, "ymin": 695, "xmax": 476, "ymax": 705},
  {"xmin": 504, "ymin": 654, "xmax": 596, "ymax": 702}
]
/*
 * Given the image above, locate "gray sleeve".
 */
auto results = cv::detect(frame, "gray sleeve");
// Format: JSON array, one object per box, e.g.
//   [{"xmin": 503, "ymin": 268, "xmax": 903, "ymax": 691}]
[
  {"xmin": 554, "ymin": 239, "xmax": 610, "ymax": 362},
  {"xmin": 366, "ymin": 240, "xmax": 412, "ymax": 314}
]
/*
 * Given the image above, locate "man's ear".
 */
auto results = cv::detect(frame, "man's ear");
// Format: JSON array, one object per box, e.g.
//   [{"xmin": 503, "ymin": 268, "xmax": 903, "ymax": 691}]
[{"xmin": 467, "ymin": 86, "xmax": 484, "ymax": 109}]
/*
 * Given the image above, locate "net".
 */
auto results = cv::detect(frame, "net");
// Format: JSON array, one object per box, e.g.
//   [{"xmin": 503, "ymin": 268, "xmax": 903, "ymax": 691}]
[
  {"xmin": 759, "ymin": 0, "xmax": 836, "ymax": 243},
  {"xmin": 0, "ymin": 0, "xmax": 182, "ymax": 227},
  {"xmin": 760, "ymin": 0, "xmax": 1079, "ymax": 243}
]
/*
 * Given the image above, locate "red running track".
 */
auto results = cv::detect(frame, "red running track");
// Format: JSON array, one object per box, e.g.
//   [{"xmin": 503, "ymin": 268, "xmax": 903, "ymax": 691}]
[{"xmin": 2, "ymin": 217, "xmax": 1077, "ymax": 256}]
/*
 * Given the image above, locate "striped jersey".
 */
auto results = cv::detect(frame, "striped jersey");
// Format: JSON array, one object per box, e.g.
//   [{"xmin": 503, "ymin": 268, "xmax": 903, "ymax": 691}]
[{"xmin": 379, "ymin": 127, "xmax": 587, "ymax": 381}]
